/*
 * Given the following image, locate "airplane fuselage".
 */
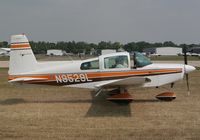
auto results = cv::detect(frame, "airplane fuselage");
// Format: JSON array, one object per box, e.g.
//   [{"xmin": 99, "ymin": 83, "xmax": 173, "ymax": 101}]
[{"xmin": 8, "ymin": 34, "xmax": 196, "ymax": 91}]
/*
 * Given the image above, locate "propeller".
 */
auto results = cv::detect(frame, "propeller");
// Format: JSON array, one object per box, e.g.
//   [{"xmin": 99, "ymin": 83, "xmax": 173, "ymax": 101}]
[{"xmin": 183, "ymin": 45, "xmax": 190, "ymax": 95}]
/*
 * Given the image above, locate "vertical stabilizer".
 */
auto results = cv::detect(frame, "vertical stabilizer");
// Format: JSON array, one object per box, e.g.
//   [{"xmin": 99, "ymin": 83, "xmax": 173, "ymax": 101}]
[{"xmin": 9, "ymin": 34, "xmax": 37, "ymax": 75}]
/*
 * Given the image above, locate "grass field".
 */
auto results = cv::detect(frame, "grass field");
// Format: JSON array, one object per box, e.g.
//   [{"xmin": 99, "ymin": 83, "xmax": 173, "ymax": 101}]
[
  {"xmin": 0, "ymin": 68, "xmax": 200, "ymax": 139},
  {"xmin": 0, "ymin": 56, "xmax": 9, "ymax": 61}
]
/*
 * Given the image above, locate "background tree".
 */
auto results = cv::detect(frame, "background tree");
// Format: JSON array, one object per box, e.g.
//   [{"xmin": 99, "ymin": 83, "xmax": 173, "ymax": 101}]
[
  {"xmin": 163, "ymin": 41, "xmax": 177, "ymax": 47},
  {"xmin": 1, "ymin": 39, "xmax": 200, "ymax": 54}
]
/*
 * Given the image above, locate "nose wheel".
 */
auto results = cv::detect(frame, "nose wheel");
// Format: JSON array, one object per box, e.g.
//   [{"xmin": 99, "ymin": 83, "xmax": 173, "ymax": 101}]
[{"xmin": 156, "ymin": 92, "xmax": 176, "ymax": 101}]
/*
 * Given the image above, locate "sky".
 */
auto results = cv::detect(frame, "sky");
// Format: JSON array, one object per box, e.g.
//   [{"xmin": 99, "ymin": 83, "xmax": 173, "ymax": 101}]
[{"xmin": 1, "ymin": 0, "xmax": 200, "ymax": 44}]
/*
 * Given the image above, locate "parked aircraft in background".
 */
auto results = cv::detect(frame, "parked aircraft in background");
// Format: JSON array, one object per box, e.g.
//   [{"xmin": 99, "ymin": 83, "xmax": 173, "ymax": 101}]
[
  {"xmin": 0, "ymin": 48, "xmax": 10, "ymax": 56},
  {"xmin": 8, "ymin": 34, "xmax": 196, "ymax": 102}
]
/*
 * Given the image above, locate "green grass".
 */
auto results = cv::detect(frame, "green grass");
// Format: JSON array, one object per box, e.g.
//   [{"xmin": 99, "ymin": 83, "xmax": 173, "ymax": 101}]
[
  {"xmin": 195, "ymin": 66, "xmax": 200, "ymax": 70},
  {"xmin": 0, "ymin": 56, "xmax": 9, "ymax": 61}
]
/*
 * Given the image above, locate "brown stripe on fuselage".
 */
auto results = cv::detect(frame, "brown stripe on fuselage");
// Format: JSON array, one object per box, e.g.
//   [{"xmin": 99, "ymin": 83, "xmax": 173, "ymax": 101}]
[{"xmin": 8, "ymin": 68, "xmax": 182, "ymax": 86}]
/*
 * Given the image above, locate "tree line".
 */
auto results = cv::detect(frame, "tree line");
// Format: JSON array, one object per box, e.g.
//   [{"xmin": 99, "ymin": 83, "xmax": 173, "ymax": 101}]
[{"xmin": 0, "ymin": 40, "xmax": 199, "ymax": 54}]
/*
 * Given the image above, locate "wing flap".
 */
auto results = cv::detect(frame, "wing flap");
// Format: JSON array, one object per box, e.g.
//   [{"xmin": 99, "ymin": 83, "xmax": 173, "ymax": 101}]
[{"xmin": 95, "ymin": 77, "xmax": 150, "ymax": 88}]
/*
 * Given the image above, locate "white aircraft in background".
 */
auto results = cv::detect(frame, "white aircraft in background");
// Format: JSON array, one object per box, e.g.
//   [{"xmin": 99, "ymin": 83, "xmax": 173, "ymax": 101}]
[
  {"xmin": 0, "ymin": 48, "xmax": 10, "ymax": 56},
  {"xmin": 8, "ymin": 34, "xmax": 196, "ymax": 102}
]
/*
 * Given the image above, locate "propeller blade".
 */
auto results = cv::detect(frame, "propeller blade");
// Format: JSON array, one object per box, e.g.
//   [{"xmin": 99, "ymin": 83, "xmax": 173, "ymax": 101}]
[
  {"xmin": 185, "ymin": 73, "xmax": 190, "ymax": 95},
  {"xmin": 183, "ymin": 45, "xmax": 190, "ymax": 95},
  {"xmin": 183, "ymin": 45, "xmax": 188, "ymax": 65}
]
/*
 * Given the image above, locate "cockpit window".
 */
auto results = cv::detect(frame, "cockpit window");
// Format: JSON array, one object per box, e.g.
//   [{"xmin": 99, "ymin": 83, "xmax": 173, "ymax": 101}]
[
  {"xmin": 104, "ymin": 55, "xmax": 128, "ymax": 69},
  {"xmin": 81, "ymin": 60, "xmax": 99, "ymax": 70},
  {"xmin": 134, "ymin": 52, "xmax": 152, "ymax": 67}
]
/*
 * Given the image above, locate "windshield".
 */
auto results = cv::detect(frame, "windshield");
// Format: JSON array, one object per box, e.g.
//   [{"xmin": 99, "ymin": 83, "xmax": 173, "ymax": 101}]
[{"xmin": 134, "ymin": 52, "xmax": 152, "ymax": 67}]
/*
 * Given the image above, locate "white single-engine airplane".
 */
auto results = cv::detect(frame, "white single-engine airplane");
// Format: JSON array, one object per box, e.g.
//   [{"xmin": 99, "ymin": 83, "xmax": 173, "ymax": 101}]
[{"xmin": 8, "ymin": 34, "xmax": 196, "ymax": 102}]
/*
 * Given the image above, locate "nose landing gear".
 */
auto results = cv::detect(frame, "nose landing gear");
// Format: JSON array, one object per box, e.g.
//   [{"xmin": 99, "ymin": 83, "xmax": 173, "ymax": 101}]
[{"xmin": 156, "ymin": 92, "xmax": 176, "ymax": 101}]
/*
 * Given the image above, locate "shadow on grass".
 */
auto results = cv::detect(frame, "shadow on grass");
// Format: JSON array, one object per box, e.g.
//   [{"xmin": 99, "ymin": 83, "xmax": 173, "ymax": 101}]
[
  {"xmin": 0, "ymin": 96, "xmax": 132, "ymax": 117},
  {"xmin": 0, "ymin": 98, "xmax": 92, "ymax": 105},
  {"xmin": 0, "ymin": 95, "xmax": 160, "ymax": 117},
  {"xmin": 133, "ymin": 99, "xmax": 160, "ymax": 103},
  {"xmin": 0, "ymin": 98, "xmax": 160, "ymax": 105},
  {"xmin": 0, "ymin": 98, "xmax": 27, "ymax": 105},
  {"xmin": 85, "ymin": 91, "xmax": 132, "ymax": 117}
]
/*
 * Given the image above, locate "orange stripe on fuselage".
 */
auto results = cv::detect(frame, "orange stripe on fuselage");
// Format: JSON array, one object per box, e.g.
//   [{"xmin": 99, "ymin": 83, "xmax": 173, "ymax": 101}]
[
  {"xmin": 8, "ymin": 68, "xmax": 182, "ymax": 81},
  {"xmin": 87, "ymin": 69, "xmax": 182, "ymax": 78},
  {"xmin": 8, "ymin": 75, "xmax": 51, "ymax": 80},
  {"xmin": 10, "ymin": 43, "xmax": 30, "ymax": 49}
]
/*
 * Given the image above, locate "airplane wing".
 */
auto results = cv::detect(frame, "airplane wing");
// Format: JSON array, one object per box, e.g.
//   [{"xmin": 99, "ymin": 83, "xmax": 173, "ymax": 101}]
[
  {"xmin": 95, "ymin": 77, "xmax": 151, "ymax": 88},
  {"xmin": 9, "ymin": 77, "xmax": 48, "ymax": 83}
]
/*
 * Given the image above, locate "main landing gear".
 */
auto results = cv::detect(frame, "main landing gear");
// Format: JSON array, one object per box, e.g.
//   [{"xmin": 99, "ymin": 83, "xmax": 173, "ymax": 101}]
[
  {"xmin": 107, "ymin": 88, "xmax": 133, "ymax": 103},
  {"xmin": 96, "ymin": 88, "xmax": 176, "ymax": 103}
]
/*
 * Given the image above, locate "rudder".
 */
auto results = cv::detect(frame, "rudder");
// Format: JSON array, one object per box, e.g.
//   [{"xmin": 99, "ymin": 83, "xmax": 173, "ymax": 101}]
[{"xmin": 9, "ymin": 34, "xmax": 37, "ymax": 75}]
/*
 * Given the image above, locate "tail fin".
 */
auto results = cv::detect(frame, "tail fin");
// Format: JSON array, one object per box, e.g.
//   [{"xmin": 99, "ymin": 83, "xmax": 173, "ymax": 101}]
[{"xmin": 9, "ymin": 34, "xmax": 37, "ymax": 75}]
